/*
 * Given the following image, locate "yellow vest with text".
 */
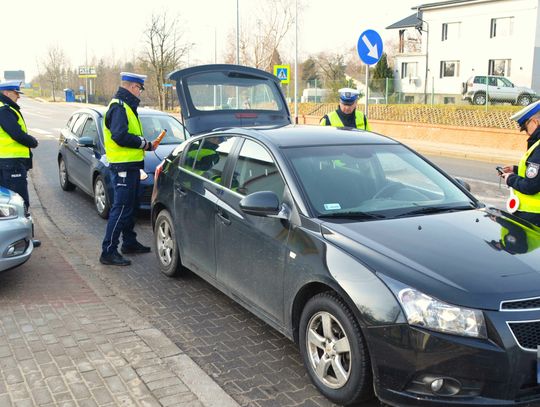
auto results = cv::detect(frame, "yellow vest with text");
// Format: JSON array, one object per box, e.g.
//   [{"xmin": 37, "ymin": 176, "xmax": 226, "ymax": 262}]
[
  {"xmin": 0, "ymin": 102, "xmax": 30, "ymax": 158},
  {"xmin": 515, "ymin": 139, "xmax": 540, "ymax": 213},
  {"xmin": 103, "ymin": 99, "xmax": 144, "ymax": 163},
  {"xmin": 320, "ymin": 110, "xmax": 371, "ymax": 130}
]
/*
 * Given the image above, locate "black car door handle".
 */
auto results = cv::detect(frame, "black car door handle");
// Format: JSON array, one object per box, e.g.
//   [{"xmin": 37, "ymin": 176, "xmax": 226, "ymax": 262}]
[
  {"xmin": 175, "ymin": 186, "xmax": 187, "ymax": 197},
  {"xmin": 217, "ymin": 211, "xmax": 231, "ymax": 225}
]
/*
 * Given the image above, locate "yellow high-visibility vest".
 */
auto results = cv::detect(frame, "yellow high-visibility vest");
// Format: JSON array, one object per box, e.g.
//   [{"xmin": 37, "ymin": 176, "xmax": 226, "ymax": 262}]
[
  {"xmin": 320, "ymin": 110, "xmax": 371, "ymax": 130},
  {"xmin": 103, "ymin": 99, "xmax": 144, "ymax": 163},
  {"xmin": 0, "ymin": 102, "xmax": 30, "ymax": 159},
  {"xmin": 514, "ymin": 139, "xmax": 540, "ymax": 213}
]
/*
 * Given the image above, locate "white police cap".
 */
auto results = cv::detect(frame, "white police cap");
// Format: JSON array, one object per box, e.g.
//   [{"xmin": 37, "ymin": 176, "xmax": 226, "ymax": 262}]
[
  {"xmin": 338, "ymin": 87, "xmax": 359, "ymax": 105},
  {"xmin": 120, "ymin": 72, "xmax": 147, "ymax": 88},
  {"xmin": 511, "ymin": 100, "xmax": 540, "ymax": 130},
  {"xmin": 0, "ymin": 80, "xmax": 24, "ymax": 94}
]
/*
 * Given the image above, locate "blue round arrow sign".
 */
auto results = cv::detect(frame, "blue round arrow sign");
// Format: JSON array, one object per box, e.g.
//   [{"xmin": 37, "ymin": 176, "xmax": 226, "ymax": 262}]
[{"xmin": 357, "ymin": 29, "xmax": 383, "ymax": 65}]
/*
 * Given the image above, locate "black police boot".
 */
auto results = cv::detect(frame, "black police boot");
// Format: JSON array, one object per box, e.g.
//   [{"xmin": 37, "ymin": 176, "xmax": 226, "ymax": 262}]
[
  {"xmin": 121, "ymin": 241, "xmax": 151, "ymax": 254},
  {"xmin": 32, "ymin": 239, "xmax": 41, "ymax": 248},
  {"xmin": 99, "ymin": 252, "xmax": 131, "ymax": 266}
]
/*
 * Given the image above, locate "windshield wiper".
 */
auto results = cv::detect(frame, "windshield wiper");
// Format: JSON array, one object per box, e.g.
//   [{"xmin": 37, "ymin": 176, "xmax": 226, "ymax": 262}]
[
  {"xmin": 395, "ymin": 203, "xmax": 476, "ymax": 218},
  {"xmin": 319, "ymin": 211, "xmax": 386, "ymax": 220}
]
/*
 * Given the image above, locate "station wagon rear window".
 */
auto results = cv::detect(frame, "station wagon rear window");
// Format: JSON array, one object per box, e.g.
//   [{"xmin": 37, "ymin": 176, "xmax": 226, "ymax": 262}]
[{"xmin": 185, "ymin": 71, "xmax": 284, "ymax": 112}]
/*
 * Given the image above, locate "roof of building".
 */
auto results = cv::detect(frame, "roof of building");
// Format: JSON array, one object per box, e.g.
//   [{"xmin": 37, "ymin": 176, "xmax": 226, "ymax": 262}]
[
  {"xmin": 413, "ymin": 0, "xmax": 486, "ymax": 10},
  {"xmin": 386, "ymin": 12, "xmax": 422, "ymax": 29}
]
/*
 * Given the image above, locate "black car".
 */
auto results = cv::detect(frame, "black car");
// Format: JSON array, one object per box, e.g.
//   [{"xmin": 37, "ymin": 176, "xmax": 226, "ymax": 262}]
[
  {"xmin": 151, "ymin": 64, "xmax": 540, "ymax": 406},
  {"xmin": 58, "ymin": 107, "xmax": 188, "ymax": 217}
]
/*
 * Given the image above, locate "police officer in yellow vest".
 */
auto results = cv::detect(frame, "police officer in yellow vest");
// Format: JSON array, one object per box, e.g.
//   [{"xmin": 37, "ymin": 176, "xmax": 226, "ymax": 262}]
[
  {"xmin": 486, "ymin": 213, "xmax": 540, "ymax": 255},
  {"xmin": 0, "ymin": 81, "xmax": 39, "ymax": 211},
  {"xmin": 320, "ymin": 88, "xmax": 371, "ymax": 130},
  {"xmin": 100, "ymin": 72, "xmax": 154, "ymax": 266},
  {"xmin": 500, "ymin": 100, "xmax": 540, "ymax": 227}
]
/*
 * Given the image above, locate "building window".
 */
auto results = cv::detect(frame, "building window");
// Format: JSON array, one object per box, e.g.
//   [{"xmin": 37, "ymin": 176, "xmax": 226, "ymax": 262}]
[
  {"xmin": 441, "ymin": 22, "xmax": 460, "ymax": 41},
  {"xmin": 440, "ymin": 60, "xmax": 460, "ymax": 78},
  {"xmin": 488, "ymin": 59, "xmax": 511, "ymax": 76},
  {"xmin": 401, "ymin": 62, "xmax": 418, "ymax": 79},
  {"xmin": 490, "ymin": 17, "xmax": 513, "ymax": 38}
]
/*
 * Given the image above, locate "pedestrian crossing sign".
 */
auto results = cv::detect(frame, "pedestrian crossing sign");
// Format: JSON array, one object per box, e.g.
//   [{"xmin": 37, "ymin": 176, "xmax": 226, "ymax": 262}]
[{"xmin": 273, "ymin": 65, "xmax": 290, "ymax": 84}]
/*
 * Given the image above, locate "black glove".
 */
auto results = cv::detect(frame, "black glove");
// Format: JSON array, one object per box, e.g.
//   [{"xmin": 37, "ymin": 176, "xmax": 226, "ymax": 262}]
[{"xmin": 143, "ymin": 140, "xmax": 154, "ymax": 151}]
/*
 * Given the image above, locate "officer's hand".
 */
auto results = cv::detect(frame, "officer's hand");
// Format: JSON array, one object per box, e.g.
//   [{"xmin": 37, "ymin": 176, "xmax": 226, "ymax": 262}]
[
  {"xmin": 143, "ymin": 140, "xmax": 154, "ymax": 151},
  {"xmin": 502, "ymin": 165, "xmax": 514, "ymax": 174}
]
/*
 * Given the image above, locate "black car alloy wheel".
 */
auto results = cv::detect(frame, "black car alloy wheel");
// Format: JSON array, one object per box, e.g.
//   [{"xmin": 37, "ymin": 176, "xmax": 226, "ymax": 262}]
[
  {"xmin": 58, "ymin": 157, "xmax": 76, "ymax": 191},
  {"xmin": 154, "ymin": 209, "xmax": 184, "ymax": 277},
  {"xmin": 93, "ymin": 175, "xmax": 110, "ymax": 219},
  {"xmin": 299, "ymin": 292, "xmax": 373, "ymax": 406}
]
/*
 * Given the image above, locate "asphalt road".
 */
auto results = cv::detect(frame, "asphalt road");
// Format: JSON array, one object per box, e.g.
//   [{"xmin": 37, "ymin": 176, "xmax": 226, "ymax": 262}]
[{"xmin": 21, "ymin": 97, "xmax": 512, "ymax": 406}]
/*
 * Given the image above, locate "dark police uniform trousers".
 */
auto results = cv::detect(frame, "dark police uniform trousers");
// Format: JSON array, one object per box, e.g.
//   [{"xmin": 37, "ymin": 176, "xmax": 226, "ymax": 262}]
[
  {"xmin": 101, "ymin": 168, "xmax": 140, "ymax": 256},
  {"xmin": 0, "ymin": 167, "xmax": 29, "ymax": 209}
]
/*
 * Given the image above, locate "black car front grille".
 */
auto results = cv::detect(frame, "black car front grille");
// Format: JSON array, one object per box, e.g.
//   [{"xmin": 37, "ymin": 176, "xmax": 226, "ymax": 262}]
[
  {"xmin": 502, "ymin": 297, "xmax": 540, "ymax": 310},
  {"xmin": 508, "ymin": 321, "xmax": 540, "ymax": 351}
]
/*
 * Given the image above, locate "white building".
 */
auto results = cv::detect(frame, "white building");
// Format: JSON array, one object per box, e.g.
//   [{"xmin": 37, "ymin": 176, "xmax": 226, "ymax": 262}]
[{"xmin": 387, "ymin": 0, "xmax": 540, "ymax": 103}]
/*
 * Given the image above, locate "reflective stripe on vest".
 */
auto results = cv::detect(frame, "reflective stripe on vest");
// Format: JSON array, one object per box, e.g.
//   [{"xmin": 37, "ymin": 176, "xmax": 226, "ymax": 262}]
[
  {"xmin": 103, "ymin": 99, "xmax": 144, "ymax": 163},
  {"xmin": 322, "ymin": 110, "xmax": 368, "ymax": 130},
  {"xmin": 0, "ymin": 102, "xmax": 30, "ymax": 159},
  {"xmin": 515, "ymin": 139, "xmax": 540, "ymax": 213}
]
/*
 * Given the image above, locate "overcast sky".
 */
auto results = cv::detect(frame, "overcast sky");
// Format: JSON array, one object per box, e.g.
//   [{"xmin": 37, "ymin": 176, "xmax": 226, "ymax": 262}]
[{"xmin": 2, "ymin": 0, "xmax": 420, "ymax": 81}]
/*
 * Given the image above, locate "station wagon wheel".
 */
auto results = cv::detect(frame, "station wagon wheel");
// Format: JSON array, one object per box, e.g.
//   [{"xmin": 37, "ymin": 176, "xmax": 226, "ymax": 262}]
[
  {"xmin": 58, "ymin": 157, "xmax": 76, "ymax": 191},
  {"xmin": 93, "ymin": 175, "xmax": 110, "ymax": 219},
  {"xmin": 517, "ymin": 95, "xmax": 532, "ymax": 106},
  {"xmin": 154, "ymin": 209, "xmax": 185, "ymax": 277},
  {"xmin": 299, "ymin": 292, "xmax": 373, "ymax": 405},
  {"xmin": 473, "ymin": 93, "xmax": 486, "ymax": 105}
]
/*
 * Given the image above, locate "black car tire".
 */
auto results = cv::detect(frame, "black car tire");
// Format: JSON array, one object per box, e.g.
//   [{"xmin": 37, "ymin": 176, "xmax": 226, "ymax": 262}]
[
  {"xmin": 299, "ymin": 292, "xmax": 373, "ymax": 406},
  {"xmin": 93, "ymin": 175, "xmax": 110, "ymax": 219},
  {"xmin": 517, "ymin": 94, "xmax": 532, "ymax": 106},
  {"xmin": 58, "ymin": 157, "xmax": 76, "ymax": 191},
  {"xmin": 473, "ymin": 93, "xmax": 487, "ymax": 105},
  {"xmin": 154, "ymin": 209, "xmax": 185, "ymax": 277}
]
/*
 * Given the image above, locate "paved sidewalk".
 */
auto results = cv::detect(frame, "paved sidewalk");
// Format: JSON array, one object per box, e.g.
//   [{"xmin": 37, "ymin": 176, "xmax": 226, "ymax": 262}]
[{"xmin": 0, "ymin": 187, "xmax": 239, "ymax": 406}]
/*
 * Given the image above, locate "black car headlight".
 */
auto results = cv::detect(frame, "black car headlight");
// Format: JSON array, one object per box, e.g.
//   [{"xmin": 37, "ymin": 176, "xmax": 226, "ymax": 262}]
[
  {"xmin": 398, "ymin": 287, "xmax": 487, "ymax": 339},
  {"xmin": 0, "ymin": 204, "xmax": 17, "ymax": 220}
]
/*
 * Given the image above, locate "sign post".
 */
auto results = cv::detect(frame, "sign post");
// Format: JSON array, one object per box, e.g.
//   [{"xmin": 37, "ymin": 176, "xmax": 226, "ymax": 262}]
[
  {"xmin": 78, "ymin": 66, "xmax": 97, "ymax": 104},
  {"xmin": 356, "ymin": 29, "xmax": 383, "ymax": 118}
]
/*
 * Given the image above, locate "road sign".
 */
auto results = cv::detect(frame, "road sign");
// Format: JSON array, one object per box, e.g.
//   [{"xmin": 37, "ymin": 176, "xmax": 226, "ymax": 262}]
[
  {"xmin": 357, "ymin": 29, "xmax": 383, "ymax": 65},
  {"xmin": 273, "ymin": 65, "xmax": 290, "ymax": 84},
  {"xmin": 78, "ymin": 66, "xmax": 97, "ymax": 78}
]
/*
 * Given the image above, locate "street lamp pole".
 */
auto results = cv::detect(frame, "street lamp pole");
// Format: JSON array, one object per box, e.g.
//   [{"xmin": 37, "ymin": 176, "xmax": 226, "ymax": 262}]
[
  {"xmin": 416, "ymin": 12, "xmax": 429, "ymax": 104},
  {"xmin": 236, "ymin": 0, "xmax": 240, "ymax": 65}
]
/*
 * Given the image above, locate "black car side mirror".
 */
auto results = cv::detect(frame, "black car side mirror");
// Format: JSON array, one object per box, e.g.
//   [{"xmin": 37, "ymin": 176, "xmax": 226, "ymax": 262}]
[
  {"xmin": 239, "ymin": 191, "xmax": 281, "ymax": 217},
  {"xmin": 77, "ymin": 136, "xmax": 95, "ymax": 148}
]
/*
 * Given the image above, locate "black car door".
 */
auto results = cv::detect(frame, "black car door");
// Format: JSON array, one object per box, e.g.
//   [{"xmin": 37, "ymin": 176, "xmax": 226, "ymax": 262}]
[
  {"xmin": 174, "ymin": 135, "xmax": 238, "ymax": 279},
  {"xmin": 63, "ymin": 114, "xmax": 88, "ymax": 189},
  {"xmin": 75, "ymin": 116, "xmax": 100, "ymax": 194},
  {"xmin": 215, "ymin": 138, "xmax": 289, "ymax": 324}
]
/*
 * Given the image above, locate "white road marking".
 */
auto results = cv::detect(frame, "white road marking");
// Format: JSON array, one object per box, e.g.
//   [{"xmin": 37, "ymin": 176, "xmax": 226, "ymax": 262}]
[
  {"xmin": 28, "ymin": 128, "xmax": 51, "ymax": 135},
  {"xmin": 24, "ymin": 111, "xmax": 49, "ymax": 118}
]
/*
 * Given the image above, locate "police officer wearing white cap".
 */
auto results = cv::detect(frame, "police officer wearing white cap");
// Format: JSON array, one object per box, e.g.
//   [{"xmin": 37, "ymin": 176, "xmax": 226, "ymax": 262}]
[
  {"xmin": 499, "ymin": 100, "xmax": 540, "ymax": 227},
  {"xmin": 0, "ymin": 81, "xmax": 39, "ymax": 211},
  {"xmin": 100, "ymin": 72, "xmax": 154, "ymax": 266},
  {"xmin": 320, "ymin": 88, "xmax": 371, "ymax": 130}
]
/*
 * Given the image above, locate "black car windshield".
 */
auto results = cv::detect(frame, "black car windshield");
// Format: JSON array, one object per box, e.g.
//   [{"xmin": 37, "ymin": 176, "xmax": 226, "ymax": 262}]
[
  {"xmin": 284, "ymin": 144, "xmax": 476, "ymax": 219},
  {"xmin": 140, "ymin": 114, "xmax": 189, "ymax": 145}
]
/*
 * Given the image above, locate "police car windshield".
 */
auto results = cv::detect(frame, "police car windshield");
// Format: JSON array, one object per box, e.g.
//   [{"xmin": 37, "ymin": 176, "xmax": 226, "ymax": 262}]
[{"xmin": 284, "ymin": 144, "xmax": 476, "ymax": 219}]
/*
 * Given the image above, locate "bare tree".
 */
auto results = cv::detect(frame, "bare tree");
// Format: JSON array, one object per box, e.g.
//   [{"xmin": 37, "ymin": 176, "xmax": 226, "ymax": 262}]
[
  {"xmin": 224, "ymin": 0, "xmax": 295, "ymax": 71},
  {"xmin": 41, "ymin": 45, "xmax": 69, "ymax": 102},
  {"xmin": 141, "ymin": 12, "xmax": 191, "ymax": 110},
  {"xmin": 315, "ymin": 52, "xmax": 347, "ymax": 96}
]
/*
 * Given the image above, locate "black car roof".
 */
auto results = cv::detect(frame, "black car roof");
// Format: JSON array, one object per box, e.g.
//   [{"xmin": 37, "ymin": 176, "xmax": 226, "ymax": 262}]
[
  {"xmin": 72, "ymin": 106, "xmax": 172, "ymax": 118},
  {"xmin": 215, "ymin": 125, "xmax": 399, "ymax": 148}
]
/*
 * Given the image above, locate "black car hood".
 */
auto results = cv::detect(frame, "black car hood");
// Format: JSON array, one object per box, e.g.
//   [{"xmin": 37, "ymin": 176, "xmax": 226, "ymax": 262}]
[{"xmin": 322, "ymin": 208, "xmax": 540, "ymax": 310}]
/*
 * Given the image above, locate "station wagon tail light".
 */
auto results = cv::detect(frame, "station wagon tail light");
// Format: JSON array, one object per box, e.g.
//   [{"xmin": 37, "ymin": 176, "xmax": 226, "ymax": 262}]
[
  {"xmin": 0, "ymin": 204, "xmax": 17, "ymax": 220},
  {"xmin": 155, "ymin": 161, "xmax": 164, "ymax": 183},
  {"xmin": 398, "ymin": 288, "xmax": 487, "ymax": 339}
]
